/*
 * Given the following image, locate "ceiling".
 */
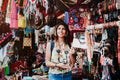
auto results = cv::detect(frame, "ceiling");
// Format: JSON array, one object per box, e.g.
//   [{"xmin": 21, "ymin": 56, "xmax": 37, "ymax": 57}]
[{"xmin": 55, "ymin": 0, "xmax": 104, "ymax": 13}]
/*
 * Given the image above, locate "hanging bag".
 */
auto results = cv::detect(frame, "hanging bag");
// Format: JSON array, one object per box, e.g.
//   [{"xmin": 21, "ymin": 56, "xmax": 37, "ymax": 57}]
[
  {"xmin": 18, "ymin": 14, "xmax": 26, "ymax": 29},
  {"xmin": 23, "ymin": 33, "xmax": 32, "ymax": 49},
  {"xmin": 17, "ymin": 0, "xmax": 26, "ymax": 29}
]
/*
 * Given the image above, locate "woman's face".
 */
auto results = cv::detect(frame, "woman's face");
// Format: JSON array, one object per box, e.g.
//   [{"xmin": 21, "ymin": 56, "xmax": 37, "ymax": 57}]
[{"xmin": 57, "ymin": 25, "xmax": 67, "ymax": 38}]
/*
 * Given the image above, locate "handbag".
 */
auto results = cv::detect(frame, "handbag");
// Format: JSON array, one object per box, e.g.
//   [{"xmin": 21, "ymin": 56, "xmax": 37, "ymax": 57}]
[
  {"xmin": 18, "ymin": 14, "xmax": 26, "ymax": 28},
  {"xmin": 23, "ymin": 33, "xmax": 32, "ymax": 49}
]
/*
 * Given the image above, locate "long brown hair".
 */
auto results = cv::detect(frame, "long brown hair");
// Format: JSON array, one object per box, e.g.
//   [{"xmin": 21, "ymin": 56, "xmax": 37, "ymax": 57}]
[{"xmin": 55, "ymin": 20, "xmax": 71, "ymax": 46}]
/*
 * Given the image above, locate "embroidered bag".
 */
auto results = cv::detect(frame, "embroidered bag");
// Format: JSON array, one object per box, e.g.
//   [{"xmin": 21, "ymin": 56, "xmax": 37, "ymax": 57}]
[{"xmin": 23, "ymin": 33, "xmax": 32, "ymax": 49}]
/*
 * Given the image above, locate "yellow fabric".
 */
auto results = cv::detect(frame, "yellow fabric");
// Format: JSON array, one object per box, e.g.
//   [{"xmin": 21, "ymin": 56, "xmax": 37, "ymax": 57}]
[{"xmin": 18, "ymin": 14, "xmax": 26, "ymax": 28}]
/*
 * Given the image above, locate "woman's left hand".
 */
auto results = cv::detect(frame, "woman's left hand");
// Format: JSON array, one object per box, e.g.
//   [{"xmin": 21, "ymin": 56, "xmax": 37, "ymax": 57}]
[{"xmin": 57, "ymin": 63, "xmax": 71, "ymax": 70}]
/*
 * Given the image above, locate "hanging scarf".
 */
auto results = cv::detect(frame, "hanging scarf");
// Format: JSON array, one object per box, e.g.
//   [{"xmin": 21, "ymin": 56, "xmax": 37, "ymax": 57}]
[
  {"xmin": 1, "ymin": 0, "xmax": 9, "ymax": 12},
  {"xmin": 10, "ymin": 0, "xmax": 18, "ymax": 29},
  {"xmin": 5, "ymin": 0, "xmax": 12, "ymax": 23}
]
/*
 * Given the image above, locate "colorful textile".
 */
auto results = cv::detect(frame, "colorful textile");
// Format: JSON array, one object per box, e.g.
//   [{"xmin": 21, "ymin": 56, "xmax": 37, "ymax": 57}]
[
  {"xmin": 10, "ymin": 0, "xmax": 18, "ymax": 29},
  {"xmin": 1, "ymin": 0, "xmax": 9, "ymax": 12},
  {"xmin": 4, "ymin": 66, "xmax": 10, "ymax": 75}
]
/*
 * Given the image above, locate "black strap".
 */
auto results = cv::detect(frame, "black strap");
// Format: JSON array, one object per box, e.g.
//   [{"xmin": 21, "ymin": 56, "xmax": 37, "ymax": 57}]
[{"xmin": 50, "ymin": 41, "xmax": 54, "ymax": 53}]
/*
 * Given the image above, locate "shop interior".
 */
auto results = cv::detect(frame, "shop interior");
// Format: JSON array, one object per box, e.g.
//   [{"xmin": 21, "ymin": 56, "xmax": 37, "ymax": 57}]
[{"xmin": 0, "ymin": 0, "xmax": 120, "ymax": 80}]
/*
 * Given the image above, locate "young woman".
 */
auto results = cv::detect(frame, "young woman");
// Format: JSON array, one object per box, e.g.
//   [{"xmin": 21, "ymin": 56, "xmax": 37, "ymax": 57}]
[{"xmin": 45, "ymin": 20, "xmax": 76, "ymax": 80}]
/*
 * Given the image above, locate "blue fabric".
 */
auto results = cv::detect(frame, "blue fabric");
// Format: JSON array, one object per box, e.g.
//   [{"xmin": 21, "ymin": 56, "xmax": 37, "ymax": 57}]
[
  {"xmin": 48, "ymin": 71, "xmax": 72, "ymax": 80},
  {"xmin": 51, "ymin": 41, "xmax": 54, "ymax": 53},
  {"xmin": 64, "ymin": 11, "xmax": 69, "ymax": 25}
]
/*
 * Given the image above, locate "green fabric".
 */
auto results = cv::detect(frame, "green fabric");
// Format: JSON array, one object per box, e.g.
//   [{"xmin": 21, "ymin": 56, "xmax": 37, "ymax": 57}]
[{"xmin": 5, "ymin": 66, "xmax": 10, "ymax": 75}]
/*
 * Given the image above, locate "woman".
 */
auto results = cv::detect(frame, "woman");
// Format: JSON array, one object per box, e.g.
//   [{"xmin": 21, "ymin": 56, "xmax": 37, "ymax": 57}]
[{"xmin": 45, "ymin": 20, "xmax": 76, "ymax": 80}]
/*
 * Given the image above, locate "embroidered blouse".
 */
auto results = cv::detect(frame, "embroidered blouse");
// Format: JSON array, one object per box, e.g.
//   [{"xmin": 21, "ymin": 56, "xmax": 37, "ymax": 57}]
[{"xmin": 49, "ymin": 43, "xmax": 71, "ymax": 74}]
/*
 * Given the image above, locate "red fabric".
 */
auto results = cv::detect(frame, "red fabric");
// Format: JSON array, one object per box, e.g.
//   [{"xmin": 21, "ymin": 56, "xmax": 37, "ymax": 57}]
[
  {"xmin": 100, "ymin": 55, "xmax": 105, "ymax": 65},
  {"xmin": 118, "ymin": 28, "xmax": 120, "ymax": 64},
  {"xmin": 1, "ymin": 0, "xmax": 9, "ymax": 12},
  {"xmin": 0, "ymin": 68, "xmax": 4, "ymax": 80},
  {"xmin": 10, "ymin": 60, "xmax": 24, "ymax": 73}
]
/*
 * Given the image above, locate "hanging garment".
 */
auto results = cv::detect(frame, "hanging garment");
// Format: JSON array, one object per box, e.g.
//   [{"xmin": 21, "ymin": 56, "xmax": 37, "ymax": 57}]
[
  {"xmin": 5, "ymin": 0, "xmax": 12, "ymax": 23},
  {"xmin": 0, "ymin": 0, "xmax": 3, "ymax": 8},
  {"xmin": 37, "ymin": 43, "xmax": 44, "ymax": 53},
  {"xmin": 45, "ymin": 25, "xmax": 50, "ymax": 33},
  {"xmin": 18, "ymin": 14, "xmax": 26, "ymax": 28},
  {"xmin": 0, "ymin": 12, "xmax": 6, "ymax": 25},
  {"xmin": 102, "ymin": 29, "xmax": 108, "ymax": 41},
  {"xmin": 2, "ymin": 56, "xmax": 10, "ymax": 75},
  {"xmin": 10, "ymin": 0, "xmax": 18, "ymax": 29},
  {"xmin": 34, "ymin": 10, "xmax": 45, "ymax": 30},
  {"xmin": 16, "ymin": 0, "xmax": 28, "ymax": 8},
  {"xmin": 6, "ymin": 42, "xmax": 15, "ymax": 55},
  {"xmin": 1, "ymin": 0, "xmax": 9, "ymax": 12}
]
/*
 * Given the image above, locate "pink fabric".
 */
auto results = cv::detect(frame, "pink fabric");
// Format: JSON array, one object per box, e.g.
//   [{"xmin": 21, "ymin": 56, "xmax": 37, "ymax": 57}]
[
  {"xmin": 10, "ymin": 0, "xmax": 18, "ymax": 29},
  {"xmin": 100, "ymin": 55, "xmax": 105, "ymax": 66}
]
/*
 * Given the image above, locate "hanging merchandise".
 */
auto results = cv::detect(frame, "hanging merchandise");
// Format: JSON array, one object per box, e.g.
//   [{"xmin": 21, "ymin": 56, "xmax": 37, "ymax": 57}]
[
  {"xmin": 24, "ymin": 0, "xmax": 45, "ymax": 29},
  {"xmin": 0, "ymin": 0, "xmax": 3, "ymax": 9},
  {"xmin": 35, "ymin": 30, "xmax": 39, "ymax": 46},
  {"xmin": 34, "ymin": 9, "xmax": 45, "ymax": 30},
  {"xmin": 1, "ymin": 0, "xmax": 9, "ymax": 12},
  {"xmin": 47, "ymin": 0, "xmax": 55, "ymax": 15},
  {"xmin": 24, "ymin": 0, "xmax": 36, "ymax": 28},
  {"xmin": 5, "ymin": 0, "xmax": 12, "ymax": 23},
  {"xmin": 6, "ymin": 40, "xmax": 15, "ymax": 55},
  {"xmin": 23, "ymin": 33, "xmax": 32, "ymax": 49},
  {"xmin": 2, "ymin": 55, "xmax": 10, "ymax": 75},
  {"xmin": 10, "ymin": 0, "xmax": 18, "ymax": 29},
  {"xmin": 25, "ymin": 15, "xmax": 34, "ymax": 36},
  {"xmin": 45, "ymin": 25, "xmax": 50, "ymax": 33},
  {"xmin": 28, "ymin": 12, "xmax": 35, "ymax": 29},
  {"xmin": 18, "ymin": 13, "xmax": 26, "ymax": 29},
  {"xmin": 116, "ymin": 0, "xmax": 120, "ymax": 10},
  {"xmin": 64, "ymin": 11, "xmax": 69, "ymax": 25},
  {"xmin": 0, "ymin": 12, "xmax": 6, "ymax": 25},
  {"xmin": 16, "ymin": 0, "xmax": 28, "ymax": 8},
  {"xmin": 68, "ymin": 8, "xmax": 88, "ymax": 31}
]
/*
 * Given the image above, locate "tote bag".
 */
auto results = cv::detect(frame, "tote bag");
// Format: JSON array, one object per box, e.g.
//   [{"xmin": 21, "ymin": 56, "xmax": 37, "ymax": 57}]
[{"xmin": 23, "ymin": 33, "xmax": 32, "ymax": 49}]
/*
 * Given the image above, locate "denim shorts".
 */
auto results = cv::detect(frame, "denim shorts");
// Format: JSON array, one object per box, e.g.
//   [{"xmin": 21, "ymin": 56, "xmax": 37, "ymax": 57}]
[{"xmin": 48, "ymin": 71, "xmax": 72, "ymax": 80}]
